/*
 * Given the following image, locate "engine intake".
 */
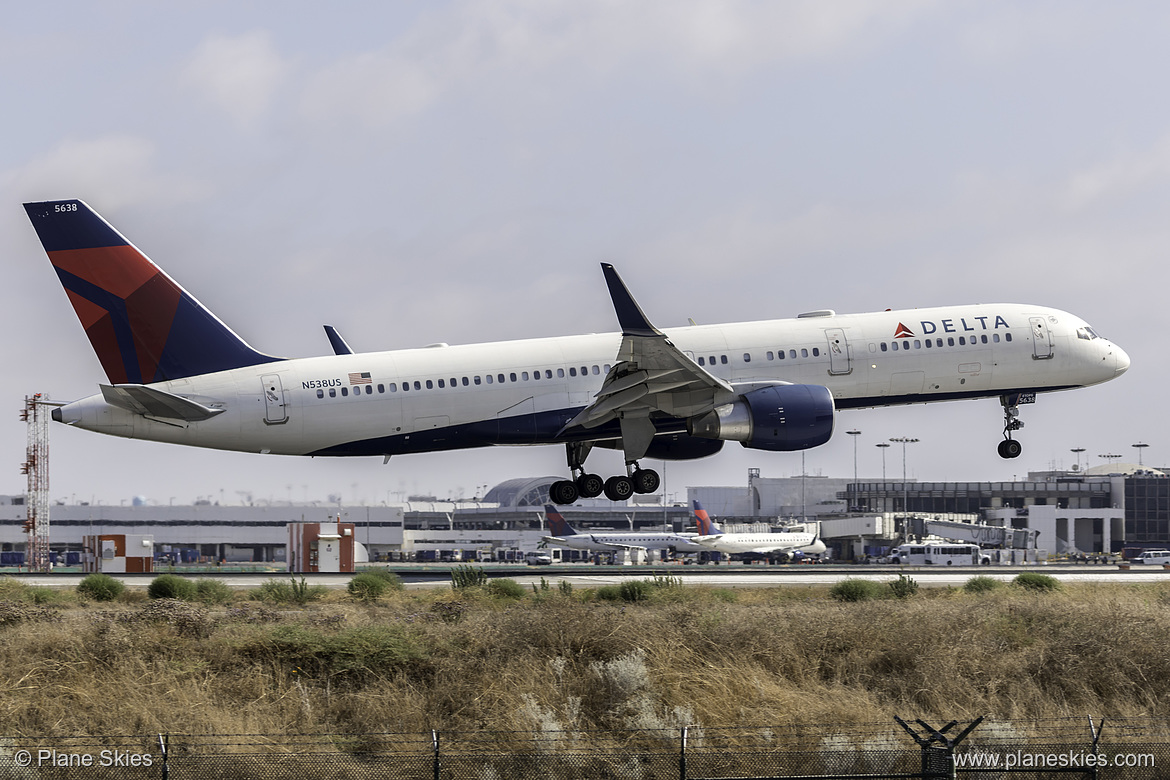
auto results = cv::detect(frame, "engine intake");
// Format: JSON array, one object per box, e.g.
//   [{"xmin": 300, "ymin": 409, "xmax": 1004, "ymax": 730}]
[{"xmin": 687, "ymin": 385, "xmax": 835, "ymax": 451}]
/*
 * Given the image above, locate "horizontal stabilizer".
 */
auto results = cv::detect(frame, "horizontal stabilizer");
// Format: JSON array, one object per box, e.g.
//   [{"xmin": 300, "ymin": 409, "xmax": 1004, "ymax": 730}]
[{"xmin": 100, "ymin": 384, "xmax": 225, "ymax": 422}]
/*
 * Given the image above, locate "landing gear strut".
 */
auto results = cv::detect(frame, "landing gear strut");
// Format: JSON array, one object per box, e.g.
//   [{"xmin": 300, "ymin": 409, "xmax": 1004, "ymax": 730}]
[
  {"xmin": 998, "ymin": 395, "xmax": 1024, "ymax": 459},
  {"xmin": 548, "ymin": 442, "xmax": 661, "ymax": 505}
]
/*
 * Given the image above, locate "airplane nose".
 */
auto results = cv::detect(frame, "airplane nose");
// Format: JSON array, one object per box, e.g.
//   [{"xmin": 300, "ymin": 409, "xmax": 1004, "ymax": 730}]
[{"xmin": 1113, "ymin": 344, "xmax": 1131, "ymax": 376}]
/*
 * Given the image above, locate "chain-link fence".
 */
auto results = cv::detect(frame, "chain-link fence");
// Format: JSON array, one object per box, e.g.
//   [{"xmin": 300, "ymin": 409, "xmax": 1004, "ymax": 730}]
[{"xmin": 2, "ymin": 717, "xmax": 1168, "ymax": 779}]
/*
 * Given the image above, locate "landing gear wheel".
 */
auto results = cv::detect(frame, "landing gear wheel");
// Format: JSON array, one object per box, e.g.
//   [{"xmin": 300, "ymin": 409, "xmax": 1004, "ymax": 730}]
[
  {"xmin": 632, "ymin": 468, "xmax": 660, "ymax": 494},
  {"xmin": 603, "ymin": 475, "xmax": 635, "ymax": 502},
  {"xmin": 997, "ymin": 439, "xmax": 1022, "ymax": 459},
  {"xmin": 576, "ymin": 473, "xmax": 605, "ymax": 499},
  {"xmin": 549, "ymin": 480, "xmax": 579, "ymax": 505}
]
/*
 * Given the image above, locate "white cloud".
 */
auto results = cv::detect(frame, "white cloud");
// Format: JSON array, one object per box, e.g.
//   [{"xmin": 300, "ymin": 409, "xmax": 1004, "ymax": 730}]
[
  {"xmin": 182, "ymin": 31, "xmax": 290, "ymax": 129},
  {"xmin": 1062, "ymin": 135, "xmax": 1170, "ymax": 210},
  {"xmin": 2, "ymin": 135, "xmax": 207, "ymax": 209},
  {"xmin": 299, "ymin": 0, "xmax": 932, "ymax": 127}
]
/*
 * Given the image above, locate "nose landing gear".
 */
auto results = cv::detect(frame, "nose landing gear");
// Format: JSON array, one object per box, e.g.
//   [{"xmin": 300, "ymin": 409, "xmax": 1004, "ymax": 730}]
[{"xmin": 997, "ymin": 393, "xmax": 1033, "ymax": 459}]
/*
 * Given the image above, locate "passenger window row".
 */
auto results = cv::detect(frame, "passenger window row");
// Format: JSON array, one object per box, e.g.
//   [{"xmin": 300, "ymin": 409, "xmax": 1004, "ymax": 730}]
[
  {"xmin": 875, "ymin": 333, "xmax": 1012, "ymax": 353},
  {"xmin": 698, "ymin": 348, "xmax": 823, "ymax": 367},
  {"xmin": 313, "ymin": 364, "xmax": 613, "ymax": 399}
]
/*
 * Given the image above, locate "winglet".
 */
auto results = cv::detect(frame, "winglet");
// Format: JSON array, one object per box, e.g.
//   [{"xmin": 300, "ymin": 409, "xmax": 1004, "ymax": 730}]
[
  {"xmin": 324, "ymin": 325, "xmax": 354, "ymax": 355},
  {"xmin": 601, "ymin": 264, "xmax": 664, "ymax": 338},
  {"xmin": 544, "ymin": 504, "xmax": 578, "ymax": 536}
]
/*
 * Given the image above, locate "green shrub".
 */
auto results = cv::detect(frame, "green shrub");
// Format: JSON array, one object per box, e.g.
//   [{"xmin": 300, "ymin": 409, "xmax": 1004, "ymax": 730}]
[
  {"xmin": 964, "ymin": 575, "xmax": 1003, "ymax": 594},
  {"xmin": 486, "ymin": 578, "xmax": 525, "ymax": 600},
  {"xmin": 244, "ymin": 624, "xmax": 425, "ymax": 683},
  {"xmin": 1013, "ymin": 572, "xmax": 1061, "ymax": 592},
  {"xmin": 348, "ymin": 572, "xmax": 389, "ymax": 602},
  {"xmin": 829, "ymin": 578, "xmax": 886, "ymax": 602},
  {"xmin": 27, "ymin": 586, "xmax": 68, "ymax": 605},
  {"xmin": 450, "ymin": 565, "xmax": 488, "ymax": 589},
  {"xmin": 77, "ymin": 573, "xmax": 125, "ymax": 602},
  {"xmin": 888, "ymin": 573, "xmax": 919, "ymax": 599},
  {"xmin": 194, "ymin": 578, "xmax": 234, "ymax": 604},
  {"xmin": 359, "ymin": 568, "xmax": 404, "ymax": 591},
  {"xmin": 618, "ymin": 579, "xmax": 651, "ymax": 602},
  {"xmin": 147, "ymin": 574, "xmax": 197, "ymax": 601},
  {"xmin": 255, "ymin": 576, "xmax": 327, "ymax": 605},
  {"xmin": 595, "ymin": 584, "xmax": 622, "ymax": 601}
]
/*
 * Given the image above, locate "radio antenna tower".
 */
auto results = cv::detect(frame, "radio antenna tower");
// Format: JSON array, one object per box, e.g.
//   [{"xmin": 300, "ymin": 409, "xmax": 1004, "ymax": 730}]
[{"xmin": 20, "ymin": 394, "xmax": 51, "ymax": 572}]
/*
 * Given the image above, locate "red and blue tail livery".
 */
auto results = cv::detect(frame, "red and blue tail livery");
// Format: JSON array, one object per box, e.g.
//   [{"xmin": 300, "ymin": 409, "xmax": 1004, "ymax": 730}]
[
  {"xmin": 692, "ymin": 500, "xmax": 722, "ymax": 536},
  {"xmin": 543, "ymin": 505, "xmax": 579, "ymax": 537},
  {"xmin": 23, "ymin": 199, "xmax": 278, "ymax": 384}
]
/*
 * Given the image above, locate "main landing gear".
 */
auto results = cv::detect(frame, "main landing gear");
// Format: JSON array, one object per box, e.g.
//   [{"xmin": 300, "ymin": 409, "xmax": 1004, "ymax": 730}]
[
  {"xmin": 548, "ymin": 442, "xmax": 661, "ymax": 504},
  {"xmin": 997, "ymin": 394, "xmax": 1025, "ymax": 459}
]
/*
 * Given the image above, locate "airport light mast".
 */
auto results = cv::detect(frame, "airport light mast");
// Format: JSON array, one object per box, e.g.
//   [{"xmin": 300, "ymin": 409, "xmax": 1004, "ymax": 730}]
[
  {"xmin": 1132, "ymin": 443, "xmax": 1149, "ymax": 467},
  {"xmin": 20, "ymin": 395, "xmax": 51, "ymax": 573},
  {"xmin": 890, "ymin": 437, "xmax": 919, "ymax": 518},
  {"xmin": 875, "ymin": 442, "xmax": 891, "ymax": 480}
]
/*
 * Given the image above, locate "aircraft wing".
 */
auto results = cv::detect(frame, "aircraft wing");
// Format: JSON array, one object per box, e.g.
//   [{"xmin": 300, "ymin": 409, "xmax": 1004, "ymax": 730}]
[
  {"xmin": 589, "ymin": 536, "xmax": 650, "ymax": 552},
  {"xmin": 560, "ymin": 264, "xmax": 732, "ymax": 460},
  {"xmin": 99, "ymin": 384, "xmax": 225, "ymax": 424}
]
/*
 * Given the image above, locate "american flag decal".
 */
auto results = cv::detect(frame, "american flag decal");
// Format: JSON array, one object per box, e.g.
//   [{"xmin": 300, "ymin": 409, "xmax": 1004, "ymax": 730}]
[{"xmin": 349, "ymin": 372, "xmax": 372, "ymax": 385}]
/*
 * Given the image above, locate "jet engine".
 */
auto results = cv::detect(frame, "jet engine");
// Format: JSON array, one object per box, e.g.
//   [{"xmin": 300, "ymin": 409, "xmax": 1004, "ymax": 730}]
[{"xmin": 687, "ymin": 385, "xmax": 834, "ymax": 451}]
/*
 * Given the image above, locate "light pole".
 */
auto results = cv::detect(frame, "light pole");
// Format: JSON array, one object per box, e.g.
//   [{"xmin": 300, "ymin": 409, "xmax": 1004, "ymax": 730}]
[
  {"xmin": 846, "ymin": 430, "xmax": 861, "ymax": 512},
  {"xmin": 1099, "ymin": 453, "xmax": 1121, "ymax": 472},
  {"xmin": 846, "ymin": 430, "xmax": 861, "ymax": 484},
  {"xmin": 875, "ymin": 442, "xmax": 891, "ymax": 481},
  {"xmin": 1133, "ymin": 443, "xmax": 1149, "ymax": 467},
  {"xmin": 890, "ymin": 437, "xmax": 920, "ymax": 518},
  {"xmin": 1070, "ymin": 448, "xmax": 1086, "ymax": 472}
]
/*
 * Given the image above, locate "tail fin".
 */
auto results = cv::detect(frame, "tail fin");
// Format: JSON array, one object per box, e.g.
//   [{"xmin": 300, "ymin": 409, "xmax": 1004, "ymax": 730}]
[
  {"xmin": 24, "ymin": 199, "xmax": 280, "ymax": 384},
  {"xmin": 543, "ymin": 505, "xmax": 579, "ymax": 537},
  {"xmin": 692, "ymin": 500, "xmax": 722, "ymax": 536}
]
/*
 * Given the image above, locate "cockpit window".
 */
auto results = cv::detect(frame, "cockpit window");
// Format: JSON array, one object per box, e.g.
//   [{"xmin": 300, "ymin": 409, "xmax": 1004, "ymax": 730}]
[{"xmin": 1076, "ymin": 327, "xmax": 1102, "ymax": 341}]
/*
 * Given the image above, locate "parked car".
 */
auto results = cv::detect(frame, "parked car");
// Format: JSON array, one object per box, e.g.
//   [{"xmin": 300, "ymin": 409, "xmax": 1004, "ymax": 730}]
[
  {"xmin": 525, "ymin": 552, "xmax": 553, "ymax": 566},
  {"xmin": 1132, "ymin": 550, "xmax": 1170, "ymax": 565}
]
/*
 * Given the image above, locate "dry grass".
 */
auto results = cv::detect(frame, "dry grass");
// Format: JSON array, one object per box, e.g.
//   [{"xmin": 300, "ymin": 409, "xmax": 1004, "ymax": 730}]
[{"xmin": 1, "ymin": 580, "xmax": 1169, "ymax": 737}]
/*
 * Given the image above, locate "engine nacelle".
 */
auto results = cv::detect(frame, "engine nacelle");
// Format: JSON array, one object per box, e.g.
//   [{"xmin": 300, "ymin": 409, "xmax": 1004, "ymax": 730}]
[
  {"xmin": 687, "ymin": 385, "xmax": 835, "ymax": 451},
  {"xmin": 644, "ymin": 433, "xmax": 725, "ymax": 461}
]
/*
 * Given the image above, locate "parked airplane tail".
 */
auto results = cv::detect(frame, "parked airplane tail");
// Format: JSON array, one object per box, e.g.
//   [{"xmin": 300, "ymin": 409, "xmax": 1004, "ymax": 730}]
[
  {"xmin": 543, "ymin": 505, "xmax": 579, "ymax": 537},
  {"xmin": 23, "ymin": 199, "xmax": 280, "ymax": 384},
  {"xmin": 692, "ymin": 500, "xmax": 722, "ymax": 536}
]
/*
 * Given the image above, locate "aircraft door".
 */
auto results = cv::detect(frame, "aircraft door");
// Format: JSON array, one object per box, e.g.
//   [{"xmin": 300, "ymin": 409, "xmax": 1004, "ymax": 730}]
[
  {"xmin": 825, "ymin": 329, "xmax": 851, "ymax": 375},
  {"xmin": 1029, "ymin": 317, "xmax": 1054, "ymax": 360},
  {"xmin": 261, "ymin": 374, "xmax": 289, "ymax": 425}
]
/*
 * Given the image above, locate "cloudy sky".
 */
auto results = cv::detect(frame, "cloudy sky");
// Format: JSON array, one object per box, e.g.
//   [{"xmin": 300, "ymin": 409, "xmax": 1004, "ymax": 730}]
[{"xmin": 2, "ymin": 2, "xmax": 1165, "ymax": 507}]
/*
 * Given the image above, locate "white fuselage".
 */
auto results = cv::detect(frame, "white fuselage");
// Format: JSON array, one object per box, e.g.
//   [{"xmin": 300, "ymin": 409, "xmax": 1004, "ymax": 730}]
[
  {"xmin": 541, "ymin": 531, "xmax": 707, "ymax": 553},
  {"xmin": 695, "ymin": 532, "xmax": 828, "ymax": 556},
  {"xmin": 54, "ymin": 302, "xmax": 1129, "ymax": 458}
]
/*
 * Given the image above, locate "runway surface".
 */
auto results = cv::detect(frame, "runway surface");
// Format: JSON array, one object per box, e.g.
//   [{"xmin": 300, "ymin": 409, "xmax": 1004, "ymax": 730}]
[{"xmin": 12, "ymin": 563, "xmax": 1170, "ymax": 590}]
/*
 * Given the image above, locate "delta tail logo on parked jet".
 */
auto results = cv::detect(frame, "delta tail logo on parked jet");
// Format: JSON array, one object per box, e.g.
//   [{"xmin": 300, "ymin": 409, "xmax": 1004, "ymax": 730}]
[{"xmin": 24, "ymin": 199, "xmax": 1130, "ymax": 504}]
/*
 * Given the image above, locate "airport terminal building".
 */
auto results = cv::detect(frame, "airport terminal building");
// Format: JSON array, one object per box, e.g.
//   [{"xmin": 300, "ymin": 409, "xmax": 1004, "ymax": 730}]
[{"xmin": 1, "ymin": 465, "xmax": 1166, "ymax": 565}]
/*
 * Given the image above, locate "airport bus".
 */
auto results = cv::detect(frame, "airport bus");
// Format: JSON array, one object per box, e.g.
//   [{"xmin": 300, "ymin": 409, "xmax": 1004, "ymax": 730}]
[{"xmin": 886, "ymin": 543, "xmax": 992, "ymax": 566}]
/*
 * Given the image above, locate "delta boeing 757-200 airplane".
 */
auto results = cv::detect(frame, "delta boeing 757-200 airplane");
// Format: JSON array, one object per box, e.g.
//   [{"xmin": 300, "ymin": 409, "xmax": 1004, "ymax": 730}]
[{"xmin": 24, "ymin": 199, "xmax": 1130, "ymax": 505}]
